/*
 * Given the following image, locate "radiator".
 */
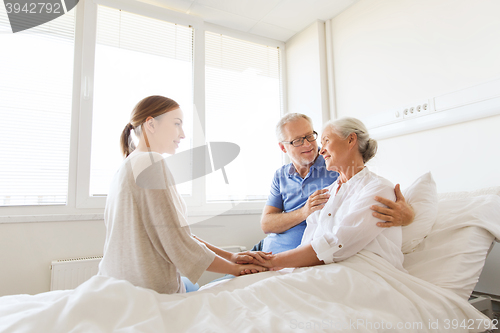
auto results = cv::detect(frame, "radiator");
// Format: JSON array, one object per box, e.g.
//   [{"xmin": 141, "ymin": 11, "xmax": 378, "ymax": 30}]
[{"xmin": 50, "ymin": 256, "xmax": 102, "ymax": 291}]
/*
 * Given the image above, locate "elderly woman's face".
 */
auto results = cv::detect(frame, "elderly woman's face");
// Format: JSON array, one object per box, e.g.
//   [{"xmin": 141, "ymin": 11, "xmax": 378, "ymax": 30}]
[{"xmin": 320, "ymin": 127, "xmax": 350, "ymax": 172}]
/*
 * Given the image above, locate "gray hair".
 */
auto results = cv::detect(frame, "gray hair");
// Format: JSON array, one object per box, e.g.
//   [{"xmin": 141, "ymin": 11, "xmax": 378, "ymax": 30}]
[
  {"xmin": 276, "ymin": 113, "xmax": 313, "ymax": 141},
  {"xmin": 323, "ymin": 117, "xmax": 377, "ymax": 163}
]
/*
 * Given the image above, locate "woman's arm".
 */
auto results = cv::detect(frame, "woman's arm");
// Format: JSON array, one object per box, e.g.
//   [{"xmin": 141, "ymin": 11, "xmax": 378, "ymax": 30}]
[
  {"xmin": 135, "ymin": 157, "xmax": 267, "ymax": 282},
  {"xmin": 271, "ymin": 244, "xmax": 323, "ymax": 269},
  {"xmin": 193, "ymin": 235, "xmax": 272, "ymax": 265},
  {"xmin": 192, "ymin": 236, "xmax": 232, "ymax": 261}
]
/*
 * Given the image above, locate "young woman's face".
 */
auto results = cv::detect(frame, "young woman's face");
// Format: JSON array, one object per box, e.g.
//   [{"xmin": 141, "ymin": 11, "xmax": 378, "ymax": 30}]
[{"xmin": 154, "ymin": 108, "xmax": 185, "ymax": 154}]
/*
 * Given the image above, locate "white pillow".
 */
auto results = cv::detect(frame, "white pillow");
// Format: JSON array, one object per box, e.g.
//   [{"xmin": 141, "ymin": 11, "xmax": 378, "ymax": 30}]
[
  {"xmin": 404, "ymin": 195, "xmax": 500, "ymax": 300},
  {"xmin": 401, "ymin": 172, "xmax": 438, "ymax": 254}
]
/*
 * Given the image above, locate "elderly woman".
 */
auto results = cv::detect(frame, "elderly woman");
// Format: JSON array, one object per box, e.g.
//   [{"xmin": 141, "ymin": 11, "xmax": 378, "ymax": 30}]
[{"xmin": 255, "ymin": 117, "xmax": 404, "ymax": 272}]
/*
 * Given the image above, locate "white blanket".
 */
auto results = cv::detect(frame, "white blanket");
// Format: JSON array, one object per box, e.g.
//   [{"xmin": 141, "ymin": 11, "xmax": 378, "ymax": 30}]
[{"xmin": 0, "ymin": 251, "xmax": 493, "ymax": 333}]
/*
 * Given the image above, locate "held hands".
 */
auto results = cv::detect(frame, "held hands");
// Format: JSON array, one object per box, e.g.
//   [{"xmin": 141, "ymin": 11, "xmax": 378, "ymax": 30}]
[
  {"xmin": 238, "ymin": 254, "xmax": 283, "ymax": 273},
  {"xmin": 233, "ymin": 251, "xmax": 276, "ymax": 275},
  {"xmin": 301, "ymin": 189, "xmax": 330, "ymax": 219},
  {"xmin": 231, "ymin": 251, "xmax": 273, "ymax": 265},
  {"xmin": 371, "ymin": 184, "xmax": 415, "ymax": 227}
]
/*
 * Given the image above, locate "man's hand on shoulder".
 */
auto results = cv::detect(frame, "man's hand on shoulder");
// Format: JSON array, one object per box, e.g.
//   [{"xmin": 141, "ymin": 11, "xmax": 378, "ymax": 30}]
[{"xmin": 371, "ymin": 184, "xmax": 415, "ymax": 228}]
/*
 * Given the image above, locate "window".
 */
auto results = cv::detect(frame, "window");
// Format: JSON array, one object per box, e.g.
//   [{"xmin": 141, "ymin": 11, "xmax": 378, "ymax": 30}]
[
  {"xmin": 205, "ymin": 32, "xmax": 282, "ymax": 202},
  {"xmin": 89, "ymin": 5, "xmax": 194, "ymax": 197},
  {"xmin": 0, "ymin": 5, "xmax": 75, "ymax": 206}
]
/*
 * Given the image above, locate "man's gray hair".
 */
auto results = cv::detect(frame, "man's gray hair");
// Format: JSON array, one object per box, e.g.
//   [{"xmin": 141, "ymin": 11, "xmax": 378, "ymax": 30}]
[
  {"xmin": 323, "ymin": 117, "xmax": 378, "ymax": 163},
  {"xmin": 276, "ymin": 113, "xmax": 313, "ymax": 141}
]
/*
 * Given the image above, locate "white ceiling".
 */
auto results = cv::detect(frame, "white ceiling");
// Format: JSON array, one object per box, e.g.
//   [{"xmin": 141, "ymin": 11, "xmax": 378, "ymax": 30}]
[{"xmin": 138, "ymin": 0, "xmax": 359, "ymax": 42}]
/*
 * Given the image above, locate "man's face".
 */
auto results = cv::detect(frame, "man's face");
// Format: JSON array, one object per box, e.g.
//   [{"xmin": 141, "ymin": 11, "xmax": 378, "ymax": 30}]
[{"xmin": 279, "ymin": 118, "xmax": 319, "ymax": 168}]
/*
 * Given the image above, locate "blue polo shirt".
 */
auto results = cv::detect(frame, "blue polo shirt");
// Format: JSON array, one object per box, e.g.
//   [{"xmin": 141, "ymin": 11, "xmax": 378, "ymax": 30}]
[{"xmin": 262, "ymin": 154, "xmax": 338, "ymax": 254}]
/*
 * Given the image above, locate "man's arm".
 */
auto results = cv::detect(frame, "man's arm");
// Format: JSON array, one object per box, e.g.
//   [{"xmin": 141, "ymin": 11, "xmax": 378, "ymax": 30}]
[
  {"xmin": 260, "ymin": 189, "xmax": 330, "ymax": 234},
  {"xmin": 371, "ymin": 184, "xmax": 415, "ymax": 227}
]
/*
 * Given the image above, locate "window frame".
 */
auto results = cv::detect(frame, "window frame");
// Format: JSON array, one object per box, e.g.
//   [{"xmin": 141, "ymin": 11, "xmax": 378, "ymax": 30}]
[{"xmin": 0, "ymin": 0, "xmax": 287, "ymax": 222}]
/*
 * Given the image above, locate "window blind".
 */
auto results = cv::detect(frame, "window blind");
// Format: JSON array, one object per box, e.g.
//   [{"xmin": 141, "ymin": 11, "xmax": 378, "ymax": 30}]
[
  {"xmin": 95, "ymin": 6, "xmax": 192, "ymax": 62},
  {"xmin": 89, "ymin": 5, "xmax": 194, "ymax": 197},
  {"xmin": 0, "ymin": 6, "xmax": 75, "ymax": 206},
  {"xmin": 205, "ymin": 31, "xmax": 282, "ymax": 202}
]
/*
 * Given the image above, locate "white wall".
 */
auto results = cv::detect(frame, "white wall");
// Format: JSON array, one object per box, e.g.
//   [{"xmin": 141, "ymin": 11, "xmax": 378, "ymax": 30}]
[
  {"xmin": 0, "ymin": 215, "xmax": 265, "ymax": 296},
  {"xmin": 328, "ymin": 0, "xmax": 500, "ymax": 191},
  {"xmin": 286, "ymin": 20, "xmax": 330, "ymax": 131}
]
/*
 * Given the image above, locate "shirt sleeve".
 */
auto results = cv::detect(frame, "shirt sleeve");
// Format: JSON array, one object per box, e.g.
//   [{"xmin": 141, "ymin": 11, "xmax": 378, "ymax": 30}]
[
  {"xmin": 310, "ymin": 180, "xmax": 396, "ymax": 264},
  {"xmin": 265, "ymin": 169, "xmax": 284, "ymax": 210},
  {"xmin": 138, "ymin": 158, "xmax": 216, "ymax": 284}
]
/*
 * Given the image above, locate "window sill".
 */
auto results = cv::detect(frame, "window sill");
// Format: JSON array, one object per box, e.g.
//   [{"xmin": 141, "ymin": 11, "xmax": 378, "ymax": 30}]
[
  {"xmin": 0, "ymin": 213, "xmax": 105, "ymax": 224},
  {"xmin": 0, "ymin": 202, "xmax": 265, "ymax": 223}
]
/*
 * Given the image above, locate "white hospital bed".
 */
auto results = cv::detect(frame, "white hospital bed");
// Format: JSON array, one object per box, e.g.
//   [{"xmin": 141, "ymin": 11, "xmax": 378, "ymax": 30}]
[{"xmin": 0, "ymin": 174, "xmax": 499, "ymax": 332}]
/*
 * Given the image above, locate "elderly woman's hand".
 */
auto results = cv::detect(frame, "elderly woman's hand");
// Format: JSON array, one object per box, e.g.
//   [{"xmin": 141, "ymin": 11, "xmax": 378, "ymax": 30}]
[{"xmin": 371, "ymin": 184, "xmax": 415, "ymax": 227}]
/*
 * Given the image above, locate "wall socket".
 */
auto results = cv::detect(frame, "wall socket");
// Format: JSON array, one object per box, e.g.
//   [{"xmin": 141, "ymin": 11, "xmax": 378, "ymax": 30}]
[
  {"xmin": 401, "ymin": 100, "xmax": 434, "ymax": 119},
  {"xmin": 363, "ymin": 98, "xmax": 436, "ymax": 130}
]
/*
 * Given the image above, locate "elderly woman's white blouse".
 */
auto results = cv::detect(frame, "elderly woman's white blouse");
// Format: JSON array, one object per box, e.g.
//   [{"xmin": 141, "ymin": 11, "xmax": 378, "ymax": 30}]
[{"xmin": 301, "ymin": 167, "xmax": 405, "ymax": 271}]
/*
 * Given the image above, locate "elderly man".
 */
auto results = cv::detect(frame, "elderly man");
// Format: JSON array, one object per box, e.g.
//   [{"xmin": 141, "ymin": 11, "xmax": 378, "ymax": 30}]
[{"xmin": 258, "ymin": 113, "xmax": 414, "ymax": 254}]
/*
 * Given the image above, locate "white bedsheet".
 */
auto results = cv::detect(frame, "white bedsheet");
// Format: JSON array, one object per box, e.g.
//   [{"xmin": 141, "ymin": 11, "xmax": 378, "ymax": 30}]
[{"xmin": 0, "ymin": 251, "xmax": 494, "ymax": 333}]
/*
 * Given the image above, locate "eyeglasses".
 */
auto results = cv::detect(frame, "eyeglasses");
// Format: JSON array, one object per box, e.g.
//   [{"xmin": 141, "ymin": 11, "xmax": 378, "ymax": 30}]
[{"xmin": 282, "ymin": 131, "xmax": 318, "ymax": 147}]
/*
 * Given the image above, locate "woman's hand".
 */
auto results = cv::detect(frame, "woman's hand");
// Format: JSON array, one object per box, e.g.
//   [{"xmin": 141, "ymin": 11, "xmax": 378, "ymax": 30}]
[
  {"xmin": 235, "ymin": 264, "xmax": 268, "ymax": 276},
  {"xmin": 231, "ymin": 251, "xmax": 273, "ymax": 265}
]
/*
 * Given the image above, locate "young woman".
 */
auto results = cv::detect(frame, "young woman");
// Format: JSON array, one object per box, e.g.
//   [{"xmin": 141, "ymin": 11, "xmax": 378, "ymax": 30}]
[{"xmin": 98, "ymin": 95, "xmax": 268, "ymax": 294}]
